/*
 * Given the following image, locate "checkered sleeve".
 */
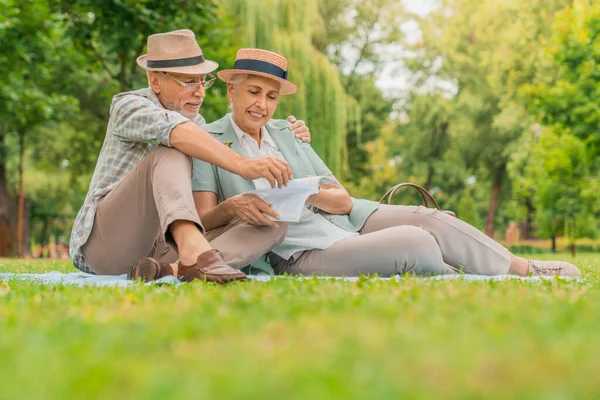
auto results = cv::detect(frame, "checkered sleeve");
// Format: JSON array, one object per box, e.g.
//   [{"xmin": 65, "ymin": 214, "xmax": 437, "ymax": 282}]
[{"xmin": 110, "ymin": 95, "xmax": 189, "ymax": 147}]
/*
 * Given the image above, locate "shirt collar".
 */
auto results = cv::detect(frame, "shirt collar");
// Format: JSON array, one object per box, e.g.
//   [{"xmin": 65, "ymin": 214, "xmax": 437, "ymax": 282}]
[{"xmin": 229, "ymin": 113, "xmax": 278, "ymax": 149}]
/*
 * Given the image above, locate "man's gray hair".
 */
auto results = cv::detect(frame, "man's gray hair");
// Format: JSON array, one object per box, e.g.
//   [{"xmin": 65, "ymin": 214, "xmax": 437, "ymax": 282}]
[{"xmin": 147, "ymin": 71, "xmax": 164, "ymax": 86}]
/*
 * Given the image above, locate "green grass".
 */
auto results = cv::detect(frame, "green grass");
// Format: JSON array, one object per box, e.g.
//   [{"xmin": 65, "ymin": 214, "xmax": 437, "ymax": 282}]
[{"xmin": 1, "ymin": 255, "xmax": 600, "ymax": 399}]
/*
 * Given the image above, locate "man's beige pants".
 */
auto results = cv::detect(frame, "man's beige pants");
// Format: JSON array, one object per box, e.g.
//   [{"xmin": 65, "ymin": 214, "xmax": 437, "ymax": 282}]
[
  {"xmin": 273, "ymin": 205, "xmax": 512, "ymax": 277},
  {"xmin": 82, "ymin": 146, "xmax": 286, "ymax": 275}
]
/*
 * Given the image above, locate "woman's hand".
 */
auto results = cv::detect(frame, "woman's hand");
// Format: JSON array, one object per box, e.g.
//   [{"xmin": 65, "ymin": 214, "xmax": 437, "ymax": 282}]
[
  {"xmin": 226, "ymin": 193, "xmax": 280, "ymax": 227},
  {"xmin": 287, "ymin": 115, "xmax": 311, "ymax": 143}
]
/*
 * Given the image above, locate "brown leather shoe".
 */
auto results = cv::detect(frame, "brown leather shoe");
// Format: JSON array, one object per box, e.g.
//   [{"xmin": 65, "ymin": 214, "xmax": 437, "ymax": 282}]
[
  {"xmin": 128, "ymin": 257, "xmax": 174, "ymax": 282},
  {"xmin": 178, "ymin": 249, "xmax": 247, "ymax": 284}
]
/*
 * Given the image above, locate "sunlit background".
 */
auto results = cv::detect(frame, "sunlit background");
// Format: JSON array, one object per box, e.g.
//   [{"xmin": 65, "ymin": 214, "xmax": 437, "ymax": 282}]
[{"xmin": 1, "ymin": 0, "xmax": 598, "ymax": 258}]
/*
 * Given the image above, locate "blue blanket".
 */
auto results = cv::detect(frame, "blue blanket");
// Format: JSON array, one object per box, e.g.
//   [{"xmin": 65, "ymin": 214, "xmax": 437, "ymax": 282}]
[{"xmin": 0, "ymin": 271, "xmax": 579, "ymax": 287}]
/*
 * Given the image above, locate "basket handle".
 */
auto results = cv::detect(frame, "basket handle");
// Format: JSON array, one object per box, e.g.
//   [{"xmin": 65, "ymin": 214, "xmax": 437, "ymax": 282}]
[{"xmin": 379, "ymin": 183, "xmax": 442, "ymax": 210}]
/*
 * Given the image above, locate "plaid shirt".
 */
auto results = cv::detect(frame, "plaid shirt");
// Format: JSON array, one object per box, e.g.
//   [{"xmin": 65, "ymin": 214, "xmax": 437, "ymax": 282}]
[{"xmin": 69, "ymin": 88, "xmax": 205, "ymax": 273}]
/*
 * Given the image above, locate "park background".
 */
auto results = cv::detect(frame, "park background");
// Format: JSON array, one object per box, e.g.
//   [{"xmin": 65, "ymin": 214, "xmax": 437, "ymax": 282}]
[
  {"xmin": 2, "ymin": 0, "xmax": 600, "ymax": 258},
  {"xmin": 4, "ymin": 2, "xmax": 600, "ymax": 399}
]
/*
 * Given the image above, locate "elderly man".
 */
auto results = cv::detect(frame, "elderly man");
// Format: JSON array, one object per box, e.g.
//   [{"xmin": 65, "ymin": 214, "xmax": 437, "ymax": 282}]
[{"xmin": 69, "ymin": 29, "xmax": 310, "ymax": 283}]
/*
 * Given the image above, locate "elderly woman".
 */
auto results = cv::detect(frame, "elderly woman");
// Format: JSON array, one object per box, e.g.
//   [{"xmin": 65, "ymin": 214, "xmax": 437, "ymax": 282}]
[{"xmin": 191, "ymin": 48, "xmax": 581, "ymax": 278}]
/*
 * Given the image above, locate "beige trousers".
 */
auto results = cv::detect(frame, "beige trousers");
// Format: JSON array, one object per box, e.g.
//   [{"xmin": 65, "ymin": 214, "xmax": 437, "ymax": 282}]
[
  {"xmin": 82, "ymin": 146, "xmax": 287, "ymax": 275},
  {"xmin": 273, "ymin": 205, "xmax": 512, "ymax": 277}
]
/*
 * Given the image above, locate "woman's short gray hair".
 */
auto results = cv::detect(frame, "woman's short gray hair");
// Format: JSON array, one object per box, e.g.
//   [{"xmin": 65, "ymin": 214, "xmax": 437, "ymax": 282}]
[
  {"xmin": 229, "ymin": 73, "xmax": 249, "ymax": 85},
  {"xmin": 227, "ymin": 74, "xmax": 249, "ymax": 111}
]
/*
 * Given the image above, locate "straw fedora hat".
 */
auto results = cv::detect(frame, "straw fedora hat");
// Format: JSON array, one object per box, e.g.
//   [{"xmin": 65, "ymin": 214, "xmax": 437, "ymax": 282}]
[
  {"xmin": 136, "ymin": 29, "xmax": 218, "ymax": 75},
  {"xmin": 217, "ymin": 48, "xmax": 297, "ymax": 95}
]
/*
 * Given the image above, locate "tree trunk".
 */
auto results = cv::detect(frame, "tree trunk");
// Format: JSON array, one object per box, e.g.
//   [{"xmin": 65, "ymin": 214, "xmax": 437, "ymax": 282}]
[
  {"xmin": 17, "ymin": 130, "xmax": 25, "ymax": 257},
  {"xmin": 0, "ymin": 131, "xmax": 14, "ymax": 257},
  {"xmin": 485, "ymin": 177, "xmax": 501, "ymax": 237},
  {"xmin": 41, "ymin": 216, "xmax": 49, "ymax": 249},
  {"xmin": 119, "ymin": 53, "xmax": 126, "ymax": 92},
  {"xmin": 570, "ymin": 241, "xmax": 575, "ymax": 257},
  {"xmin": 424, "ymin": 165, "xmax": 434, "ymax": 191},
  {"xmin": 519, "ymin": 197, "xmax": 535, "ymax": 240},
  {"xmin": 551, "ymin": 235, "xmax": 557, "ymax": 253}
]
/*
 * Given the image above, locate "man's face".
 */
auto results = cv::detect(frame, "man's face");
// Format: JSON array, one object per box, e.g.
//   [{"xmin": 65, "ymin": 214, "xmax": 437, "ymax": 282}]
[
  {"xmin": 228, "ymin": 75, "xmax": 281, "ymax": 135},
  {"xmin": 151, "ymin": 72, "xmax": 207, "ymax": 119}
]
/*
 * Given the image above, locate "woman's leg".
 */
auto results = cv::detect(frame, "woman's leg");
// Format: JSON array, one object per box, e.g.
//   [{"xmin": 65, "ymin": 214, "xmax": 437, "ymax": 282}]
[
  {"xmin": 275, "ymin": 225, "xmax": 456, "ymax": 277},
  {"xmin": 360, "ymin": 205, "xmax": 512, "ymax": 275}
]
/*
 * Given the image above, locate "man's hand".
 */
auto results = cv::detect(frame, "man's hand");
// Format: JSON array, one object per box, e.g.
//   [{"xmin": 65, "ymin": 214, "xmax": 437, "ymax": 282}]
[
  {"xmin": 237, "ymin": 156, "xmax": 292, "ymax": 188},
  {"xmin": 226, "ymin": 193, "xmax": 280, "ymax": 227},
  {"xmin": 287, "ymin": 115, "xmax": 311, "ymax": 143}
]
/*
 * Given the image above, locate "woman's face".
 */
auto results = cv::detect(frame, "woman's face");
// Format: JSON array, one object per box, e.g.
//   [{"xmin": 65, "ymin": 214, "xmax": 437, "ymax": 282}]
[{"xmin": 228, "ymin": 75, "xmax": 281, "ymax": 135}]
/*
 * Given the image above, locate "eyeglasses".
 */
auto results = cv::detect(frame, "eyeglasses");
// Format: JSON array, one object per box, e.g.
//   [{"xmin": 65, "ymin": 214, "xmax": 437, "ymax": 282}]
[{"xmin": 162, "ymin": 72, "xmax": 216, "ymax": 90}]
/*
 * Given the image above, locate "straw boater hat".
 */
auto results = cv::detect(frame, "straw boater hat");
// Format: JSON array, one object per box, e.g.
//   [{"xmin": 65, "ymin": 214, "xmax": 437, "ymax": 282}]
[
  {"xmin": 136, "ymin": 29, "xmax": 218, "ymax": 75},
  {"xmin": 217, "ymin": 48, "xmax": 297, "ymax": 95}
]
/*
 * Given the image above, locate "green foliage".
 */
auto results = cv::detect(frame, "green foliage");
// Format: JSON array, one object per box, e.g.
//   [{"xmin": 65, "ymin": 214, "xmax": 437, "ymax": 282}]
[
  {"xmin": 315, "ymin": 0, "xmax": 405, "ymax": 72},
  {"xmin": 396, "ymin": 94, "xmax": 454, "ymax": 190},
  {"xmin": 7, "ymin": 0, "xmax": 600, "ymax": 250},
  {"xmin": 0, "ymin": 0, "xmax": 242, "ymax": 249},
  {"xmin": 377, "ymin": 0, "xmax": 573, "ymax": 234},
  {"xmin": 0, "ymin": 1, "xmax": 78, "ymax": 130},
  {"xmin": 509, "ymin": 0, "xmax": 600, "ymax": 242},
  {"xmin": 524, "ymin": 0, "xmax": 600, "ymax": 158},
  {"xmin": 220, "ymin": 0, "xmax": 357, "ymax": 176},
  {"xmin": 58, "ymin": 0, "xmax": 222, "ymax": 91},
  {"xmin": 315, "ymin": 0, "xmax": 402, "ymax": 184},
  {"xmin": 343, "ymin": 76, "xmax": 393, "ymax": 183},
  {"xmin": 2, "ymin": 255, "xmax": 600, "ymax": 398},
  {"xmin": 516, "ymin": 130, "xmax": 599, "ymax": 241},
  {"xmin": 56, "ymin": 0, "xmax": 240, "ymax": 172}
]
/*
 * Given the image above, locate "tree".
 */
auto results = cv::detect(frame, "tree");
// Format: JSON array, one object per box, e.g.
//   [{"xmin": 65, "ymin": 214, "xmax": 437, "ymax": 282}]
[
  {"xmin": 0, "ymin": 1, "xmax": 240, "ymax": 256},
  {"xmin": 342, "ymin": 76, "xmax": 394, "ymax": 183},
  {"xmin": 0, "ymin": 0, "xmax": 21, "ymax": 255},
  {"xmin": 403, "ymin": 0, "xmax": 571, "ymax": 236},
  {"xmin": 59, "ymin": 0, "xmax": 223, "ymax": 92},
  {"xmin": 0, "ymin": 0, "xmax": 77, "ymax": 256},
  {"xmin": 396, "ymin": 94, "xmax": 453, "ymax": 191},
  {"xmin": 220, "ymin": 0, "xmax": 373, "ymax": 177},
  {"xmin": 54, "ymin": 0, "xmax": 240, "ymax": 173},
  {"xmin": 524, "ymin": 0, "xmax": 600, "ymax": 161},
  {"xmin": 517, "ymin": 130, "xmax": 598, "ymax": 253},
  {"xmin": 315, "ymin": 0, "xmax": 403, "ymax": 184}
]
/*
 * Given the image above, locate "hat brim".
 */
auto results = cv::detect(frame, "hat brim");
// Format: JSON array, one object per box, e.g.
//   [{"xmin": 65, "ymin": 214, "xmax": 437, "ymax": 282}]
[
  {"xmin": 136, "ymin": 54, "xmax": 218, "ymax": 75},
  {"xmin": 217, "ymin": 69, "xmax": 297, "ymax": 95}
]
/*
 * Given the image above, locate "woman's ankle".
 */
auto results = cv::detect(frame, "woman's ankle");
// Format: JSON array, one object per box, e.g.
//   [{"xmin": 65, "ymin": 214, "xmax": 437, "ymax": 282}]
[{"xmin": 508, "ymin": 254, "xmax": 529, "ymax": 276}]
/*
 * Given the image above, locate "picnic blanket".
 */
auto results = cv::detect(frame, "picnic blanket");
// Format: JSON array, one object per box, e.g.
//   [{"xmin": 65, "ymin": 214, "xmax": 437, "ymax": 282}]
[{"xmin": 0, "ymin": 271, "xmax": 581, "ymax": 288}]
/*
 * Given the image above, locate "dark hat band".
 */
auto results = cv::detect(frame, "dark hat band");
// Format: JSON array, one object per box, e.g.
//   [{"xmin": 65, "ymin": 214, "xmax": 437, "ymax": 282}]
[
  {"xmin": 233, "ymin": 59, "xmax": 288, "ymax": 80},
  {"xmin": 146, "ymin": 55, "xmax": 205, "ymax": 69}
]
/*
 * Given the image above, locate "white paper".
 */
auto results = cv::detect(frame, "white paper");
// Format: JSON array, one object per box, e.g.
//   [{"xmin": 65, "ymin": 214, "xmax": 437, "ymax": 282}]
[{"xmin": 250, "ymin": 176, "xmax": 337, "ymax": 222}]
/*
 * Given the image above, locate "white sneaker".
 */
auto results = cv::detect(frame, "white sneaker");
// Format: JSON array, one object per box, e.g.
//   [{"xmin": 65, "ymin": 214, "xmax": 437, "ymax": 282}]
[{"xmin": 528, "ymin": 260, "xmax": 582, "ymax": 277}]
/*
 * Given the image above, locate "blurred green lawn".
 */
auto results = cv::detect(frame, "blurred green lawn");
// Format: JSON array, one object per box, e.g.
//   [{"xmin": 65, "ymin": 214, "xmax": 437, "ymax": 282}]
[{"xmin": 1, "ymin": 255, "xmax": 599, "ymax": 399}]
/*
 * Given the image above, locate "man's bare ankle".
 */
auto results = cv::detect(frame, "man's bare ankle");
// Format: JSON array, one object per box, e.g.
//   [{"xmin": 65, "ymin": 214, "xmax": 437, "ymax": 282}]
[
  {"xmin": 179, "ymin": 256, "xmax": 198, "ymax": 266},
  {"xmin": 179, "ymin": 247, "xmax": 208, "ymax": 266},
  {"xmin": 170, "ymin": 263, "xmax": 179, "ymax": 276}
]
